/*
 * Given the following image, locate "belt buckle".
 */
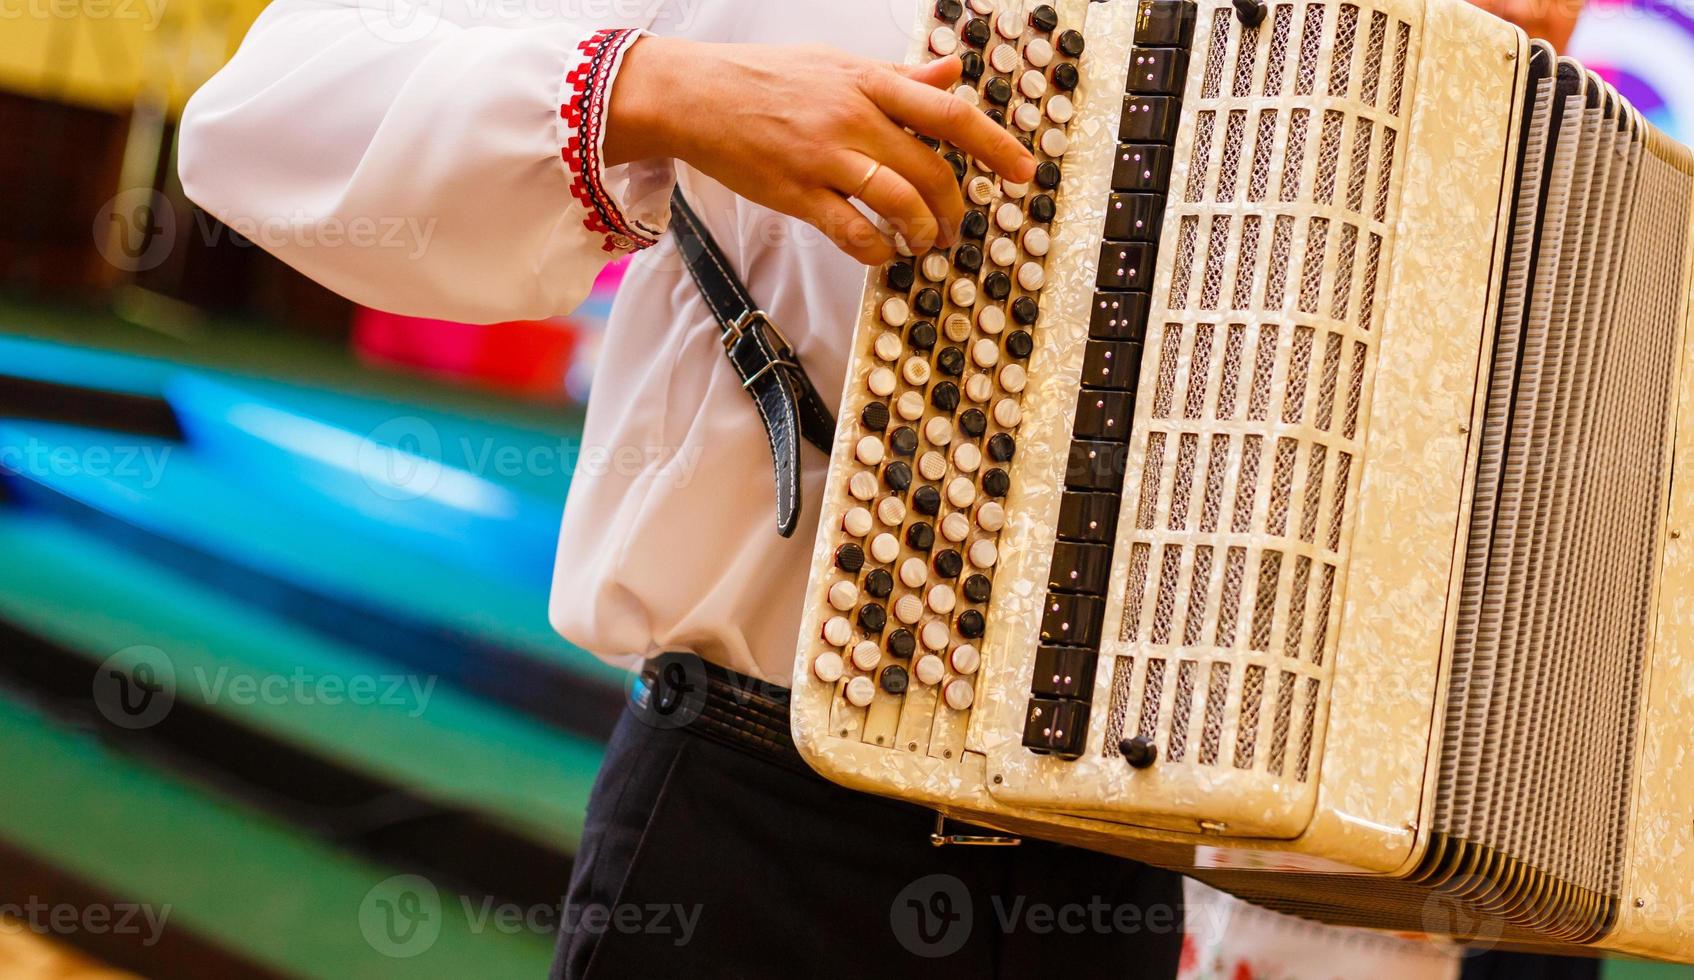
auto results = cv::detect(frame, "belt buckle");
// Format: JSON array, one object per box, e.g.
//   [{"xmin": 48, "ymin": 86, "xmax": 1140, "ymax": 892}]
[
  {"xmin": 726, "ymin": 309, "xmax": 800, "ymax": 390},
  {"xmin": 929, "ymin": 813, "xmax": 1022, "ymax": 847}
]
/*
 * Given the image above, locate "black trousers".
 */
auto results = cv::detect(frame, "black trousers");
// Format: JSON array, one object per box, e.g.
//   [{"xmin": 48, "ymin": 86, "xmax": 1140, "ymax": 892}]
[{"xmin": 550, "ymin": 705, "xmax": 1186, "ymax": 979}]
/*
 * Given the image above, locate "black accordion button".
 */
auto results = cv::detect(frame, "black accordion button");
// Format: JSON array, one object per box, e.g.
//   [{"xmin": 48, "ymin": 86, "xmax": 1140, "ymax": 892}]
[
  {"xmin": 1112, "ymin": 143, "xmax": 1174, "ymax": 192},
  {"xmin": 906, "ymin": 522, "xmax": 936, "ymax": 551},
  {"xmin": 887, "ymin": 629, "xmax": 916, "ymax": 659},
  {"xmin": 1032, "ymin": 646, "xmax": 1098, "ymax": 700},
  {"xmin": 961, "ymin": 209, "xmax": 989, "ymax": 239},
  {"xmin": 987, "ymin": 433, "xmax": 1016, "ymax": 462},
  {"xmin": 955, "ymin": 242, "xmax": 984, "ymax": 274},
  {"xmin": 1065, "ymin": 439, "xmax": 1129, "ymax": 492},
  {"xmin": 1039, "ymin": 592, "xmax": 1104, "ymax": 647},
  {"xmin": 934, "ymin": 0, "xmax": 963, "ymax": 21},
  {"xmin": 881, "ymin": 663, "xmax": 910, "ymax": 694},
  {"xmin": 913, "ymin": 484, "xmax": 942, "ymax": 515},
  {"xmin": 919, "ymin": 136, "xmax": 942, "ymax": 151},
  {"xmin": 1090, "ymin": 291, "xmax": 1151, "ymax": 341},
  {"xmin": 960, "ymin": 409, "xmax": 988, "ymax": 437},
  {"xmin": 1057, "ymin": 29, "xmax": 1086, "ymax": 57},
  {"xmin": 1135, "ymin": 0, "xmax": 1198, "ymax": 48},
  {"xmin": 1012, "ymin": 297, "xmax": 1040, "ymax": 327},
  {"xmin": 982, "ymin": 468, "xmax": 1011, "ymax": 498},
  {"xmin": 963, "ymin": 17, "xmax": 991, "ymax": 47},
  {"xmin": 1126, "ymin": 48, "xmax": 1190, "ymax": 95},
  {"xmin": 1035, "ymin": 160, "xmax": 1062, "ymax": 189},
  {"xmin": 1074, "ymin": 389, "xmax": 1135, "ymax": 442},
  {"xmin": 858, "ymin": 603, "xmax": 887, "ymax": 632},
  {"xmin": 1096, "ymin": 242, "xmax": 1155, "ymax": 290},
  {"xmin": 887, "ymin": 262, "xmax": 916, "ymax": 291},
  {"xmin": 908, "ymin": 320, "xmax": 938, "ymax": 351},
  {"xmin": 1083, "ymin": 339, "xmax": 1142, "ymax": 390},
  {"xmin": 945, "ymin": 151, "xmax": 968, "ymax": 181},
  {"xmin": 836, "ymin": 543, "xmax": 865, "ymax": 573},
  {"xmin": 984, "ymin": 272, "xmax": 1012, "ymax": 301},
  {"xmin": 963, "ymin": 573, "xmax": 992, "ymax": 603},
  {"xmin": 957, "ymin": 609, "xmax": 986, "ymax": 639},
  {"xmin": 889, "ymin": 426, "xmax": 919, "ymax": 456},
  {"xmin": 1030, "ymin": 4, "xmax": 1059, "ymax": 33},
  {"xmin": 1121, "ymin": 95, "xmax": 1181, "ymax": 143},
  {"xmin": 961, "ymin": 51, "xmax": 985, "ymax": 81},
  {"xmin": 1057, "ymin": 491, "xmax": 1120, "ymax": 544},
  {"xmin": 914, "ymin": 288, "xmax": 944, "ymax": 318},
  {"xmin": 864, "ymin": 568, "xmax": 894, "ymax": 598},
  {"xmin": 934, "ymin": 549, "xmax": 964, "ymax": 579},
  {"xmin": 861, "ymin": 401, "xmax": 891, "ymax": 431},
  {"xmin": 937, "ymin": 346, "xmax": 967, "ymax": 376},
  {"xmin": 985, "ymin": 108, "xmax": 1006, "ymax": 127},
  {"xmin": 1029, "ymin": 194, "xmax": 1057, "ymax": 224},
  {"xmin": 1051, "ymin": 62, "xmax": 1080, "ymax": 92},
  {"xmin": 885, "ymin": 460, "xmax": 914, "ymax": 492},
  {"xmin": 1103, "ymin": 193, "xmax": 1165, "ymax": 242},
  {"xmin": 1006, "ymin": 330, "xmax": 1035, "ymax": 359},
  {"xmin": 1022, "ymin": 697, "xmax": 1090, "ymax": 756},
  {"xmin": 931, "ymin": 381, "xmax": 961, "ymax": 412},
  {"xmin": 984, "ymin": 76, "xmax": 1013, "ymax": 106},
  {"xmin": 1048, "ymin": 541, "xmax": 1112, "ymax": 595}
]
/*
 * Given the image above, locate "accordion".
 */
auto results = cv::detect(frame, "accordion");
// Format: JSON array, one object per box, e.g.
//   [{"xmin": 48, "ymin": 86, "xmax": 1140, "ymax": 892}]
[{"xmin": 791, "ymin": 0, "xmax": 1694, "ymax": 960}]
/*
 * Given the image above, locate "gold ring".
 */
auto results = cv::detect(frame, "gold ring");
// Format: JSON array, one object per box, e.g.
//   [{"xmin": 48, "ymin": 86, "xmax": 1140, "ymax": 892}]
[{"xmin": 850, "ymin": 162, "xmax": 881, "ymax": 200}]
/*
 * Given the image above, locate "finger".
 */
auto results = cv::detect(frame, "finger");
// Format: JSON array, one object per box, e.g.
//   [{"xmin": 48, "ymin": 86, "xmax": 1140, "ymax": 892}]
[
  {"xmin": 864, "ymin": 118, "xmax": 966, "ymax": 247},
  {"xmin": 898, "ymin": 55, "xmax": 963, "ymax": 91},
  {"xmin": 842, "ymin": 154, "xmax": 943, "ymax": 252},
  {"xmin": 861, "ymin": 70, "xmax": 1035, "ymax": 182},
  {"xmin": 798, "ymin": 191, "xmax": 894, "ymax": 266}
]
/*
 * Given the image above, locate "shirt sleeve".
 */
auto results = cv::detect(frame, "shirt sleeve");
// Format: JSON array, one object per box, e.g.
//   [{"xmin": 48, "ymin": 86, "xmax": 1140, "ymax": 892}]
[{"xmin": 177, "ymin": 0, "xmax": 676, "ymax": 324}]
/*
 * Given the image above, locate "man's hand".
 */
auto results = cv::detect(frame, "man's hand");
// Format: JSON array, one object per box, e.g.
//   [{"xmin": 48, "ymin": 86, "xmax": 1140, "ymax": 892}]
[{"xmin": 607, "ymin": 38, "xmax": 1038, "ymax": 266}]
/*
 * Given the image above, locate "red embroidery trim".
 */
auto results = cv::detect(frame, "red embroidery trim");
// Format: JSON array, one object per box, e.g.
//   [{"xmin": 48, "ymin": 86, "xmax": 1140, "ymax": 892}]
[{"xmin": 561, "ymin": 29, "xmax": 658, "ymax": 253}]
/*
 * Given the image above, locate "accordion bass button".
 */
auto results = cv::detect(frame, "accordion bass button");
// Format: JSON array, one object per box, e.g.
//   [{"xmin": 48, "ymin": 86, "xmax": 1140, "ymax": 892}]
[
  {"xmin": 871, "ymin": 533, "xmax": 901, "ymax": 565},
  {"xmin": 852, "ymin": 640, "xmax": 883, "ymax": 672},
  {"xmin": 944, "ymin": 679, "xmax": 976, "ymax": 711},
  {"xmin": 942, "ymin": 512, "xmax": 972, "ymax": 542},
  {"xmin": 1013, "ymin": 103, "xmax": 1043, "ymax": 133},
  {"xmin": 829, "ymin": 580, "xmax": 860, "ymax": 611},
  {"xmin": 896, "ymin": 594, "xmax": 926, "ymax": 625},
  {"xmin": 1045, "ymin": 94, "xmax": 1074, "ymax": 125},
  {"xmin": 922, "ymin": 620, "xmax": 951, "ymax": 651},
  {"xmin": 877, "ymin": 495, "xmax": 907, "ymax": 527},
  {"xmin": 1039, "ymin": 129, "xmax": 1070, "ymax": 158},
  {"xmin": 844, "ymin": 507, "xmax": 874, "ymax": 537},
  {"xmin": 1025, "ymin": 37, "xmax": 1055, "ymax": 69},
  {"xmin": 916, "ymin": 654, "xmax": 947, "ymax": 686},
  {"xmin": 969, "ymin": 539, "xmax": 999, "ymax": 569},
  {"xmin": 823, "ymin": 616, "xmax": 853, "ymax": 647},
  {"xmin": 927, "ymin": 586, "xmax": 958, "ymax": 616},
  {"xmin": 920, "ymin": 449, "xmax": 949, "ymax": 481},
  {"xmin": 868, "ymin": 367, "xmax": 897, "ymax": 397},
  {"xmin": 1029, "ymin": 4, "xmax": 1059, "ymax": 33},
  {"xmin": 1056, "ymin": 29, "xmax": 1085, "ymax": 57},
  {"xmin": 1050, "ymin": 62, "xmax": 1080, "ymax": 93},
  {"xmin": 962, "ymin": 573, "xmax": 991, "ymax": 603},
  {"xmin": 850, "ymin": 471, "xmax": 879, "ymax": 500},
  {"xmin": 977, "ymin": 500, "xmax": 1007, "ymax": 531},
  {"xmin": 929, "ymin": 25, "xmax": 960, "ymax": 56},
  {"xmin": 880, "ymin": 664, "xmax": 910, "ymax": 695},
  {"xmin": 951, "ymin": 644, "xmax": 982, "ymax": 674},
  {"xmin": 962, "ymin": 16, "xmax": 992, "ymax": 47},
  {"xmin": 900, "ymin": 557, "xmax": 930, "ymax": 589},
  {"xmin": 846, "ymin": 675, "xmax": 876, "ymax": 707},
  {"xmin": 986, "ymin": 434, "xmax": 1016, "ymax": 463},
  {"xmin": 814, "ymin": 651, "xmax": 846, "ymax": 683},
  {"xmin": 994, "ymin": 9, "xmax": 1021, "ymax": 38}
]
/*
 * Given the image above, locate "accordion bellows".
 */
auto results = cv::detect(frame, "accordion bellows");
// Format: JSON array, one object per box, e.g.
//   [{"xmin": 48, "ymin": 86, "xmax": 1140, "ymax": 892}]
[{"xmin": 791, "ymin": 0, "xmax": 1694, "ymax": 960}]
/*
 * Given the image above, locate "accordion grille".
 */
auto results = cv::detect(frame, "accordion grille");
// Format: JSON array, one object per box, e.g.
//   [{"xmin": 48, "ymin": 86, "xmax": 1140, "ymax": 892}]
[{"xmin": 1105, "ymin": 0, "xmax": 1412, "ymax": 798}]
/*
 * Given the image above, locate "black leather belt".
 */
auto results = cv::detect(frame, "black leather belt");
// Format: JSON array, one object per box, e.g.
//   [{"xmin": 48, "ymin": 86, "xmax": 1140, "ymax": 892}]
[{"xmin": 669, "ymin": 189, "xmax": 835, "ymax": 538}]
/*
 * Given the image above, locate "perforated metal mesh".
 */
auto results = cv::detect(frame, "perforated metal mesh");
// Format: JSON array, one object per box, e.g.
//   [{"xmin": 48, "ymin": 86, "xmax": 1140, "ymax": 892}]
[{"xmin": 1107, "ymin": 0, "xmax": 1412, "ymax": 786}]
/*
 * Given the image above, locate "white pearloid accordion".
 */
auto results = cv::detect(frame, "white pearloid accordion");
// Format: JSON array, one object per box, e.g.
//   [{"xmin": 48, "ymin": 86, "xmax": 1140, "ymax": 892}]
[{"xmin": 793, "ymin": 0, "xmax": 1694, "ymax": 960}]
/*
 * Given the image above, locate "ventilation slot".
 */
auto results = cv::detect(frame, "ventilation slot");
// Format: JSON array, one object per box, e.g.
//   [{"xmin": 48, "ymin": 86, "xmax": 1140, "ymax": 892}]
[
  {"xmin": 1293, "ymin": 4, "xmax": 1326, "ymax": 96},
  {"xmin": 1201, "ymin": 216, "xmax": 1231, "ymax": 309},
  {"xmin": 1263, "ymin": 4, "xmax": 1295, "ymax": 97},
  {"xmin": 1138, "ymin": 658, "xmax": 1167, "ymax": 740},
  {"xmin": 1360, "ymin": 11, "xmax": 1388, "ymax": 106},
  {"xmin": 1328, "ymin": 5, "xmax": 1359, "ymax": 97},
  {"xmin": 1234, "ymin": 665, "xmax": 1267, "ymax": 768},
  {"xmin": 1184, "ymin": 544, "xmax": 1216, "ymax": 645},
  {"xmin": 1186, "ymin": 324, "xmax": 1216, "ymax": 418},
  {"xmin": 1284, "ymin": 555, "xmax": 1311, "ymax": 660},
  {"xmin": 1187, "ymin": 112, "xmax": 1217, "ymax": 203},
  {"xmin": 1217, "ymin": 111, "xmax": 1249, "ymax": 203},
  {"xmin": 1170, "ymin": 432, "xmax": 1201, "ymax": 530},
  {"xmin": 1153, "ymin": 322, "xmax": 1183, "ymax": 417},
  {"xmin": 1199, "ymin": 663, "xmax": 1232, "ymax": 765},
  {"xmin": 1235, "ymin": 216, "xmax": 1262, "ymax": 309}
]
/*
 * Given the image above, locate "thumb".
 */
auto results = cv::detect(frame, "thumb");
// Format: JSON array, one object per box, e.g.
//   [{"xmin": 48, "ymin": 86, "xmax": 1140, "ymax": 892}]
[{"xmin": 898, "ymin": 54, "xmax": 964, "ymax": 90}]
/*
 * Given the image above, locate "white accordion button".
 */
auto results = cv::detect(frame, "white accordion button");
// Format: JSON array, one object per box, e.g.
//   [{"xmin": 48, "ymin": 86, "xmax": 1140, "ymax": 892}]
[
  {"xmin": 945, "ymin": 313, "xmax": 973, "ymax": 342},
  {"xmin": 953, "ymin": 442, "xmax": 982, "ymax": 473},
  {"xmin": 915, "ymin": 654, "xmax": 947, "ymax": 686},
  {"xmin": 921, "ymin": 620, "xmax": 950, "ymax": 651},
  {"xmin": 972, "ymin": 338, "xmax": 1000, "ymax": 368},
  {"xmin": 969, "ymin": 538, "xmax": 999, "ymax": 568},
  {"xmin": 1024, "ymin": 37, "xmax": 1054, "ymax": 68},
  {"xmin": 846, "ymin": 675, "xmax": 876, "ymax": 707},
  {"xmin": 843, "ymin": 506, "xmax": 873, "ymax": 536},
  {"xmin": 868, "ymin": 367, "xmax": 896, "ymax": 396},
  {"xmin": 829, "ymin": 580, "xmax": 859, "ymax": 611},
  {"xmin": 967, "ymin": 0, "xmax": 993, "ymax": 12},
  {"xmin": 1013, "ymin": 102, "xmax": 1042, "ymax": 132},
  {"xmin": 851, "ymin": 640, "xmax": 882, "ymax": 672},
  {"xmin": 881, "ymin": 296, "xmax": 909, "ymax": 327},
  {"xmin": 871, "ymin": 533, "xmax": 900, "ymax": 564},
  {"xmin": 990, "ymin": 42, "xmax": 1019, "ymax": 74},
  {"xmin": 895, "ymin": 593, "xmax": 924, "ymax": 624},
  {"xmin": 949, "ymin": 277, "xmax": 978, "ymax": 308},
  {"xmin": 924, "ymin": 417, "xmax": 953, "ymax": 446},
  {"xmin": 922, "ymin": 252, "xmax": 951, "ymax": 281},
  {"xmin": 944, "ymin": 678, "xmax": 976, "ymax": 711},
  {"xmin": 1023, "ymin": 226, "xmax": 1051, "ymax": 257},
  {"xmin": 950, "ymin": 644, "xmax": 982, "ymax": 675},
  {"xmin": 977, "ymin": 500, "xmax": 1007, "ymax": 531},
  {"xmin": 995, "ymin": 203, "xmax": 1024, "ymax": 233},
  {"xmin": 947, "ymin": 476, "xmax": 977, "ymax": 508},
  {"xmin": 823, "ymin": 616, "xmax": 852, "ymax": 647},
  {"xmin": 896, "ymin": 390, "xmax": 925, "ymax": 420},
  {"xmin": 900, "ymin": 557, "xmax": 929, "ymax": 589},
  {"xmin": 967, "ymin": 176, "xmax": 997, "ymax": 206},
  {"xmin": 954, "ymin": 84, "xmax": 980, "ymax": 106},
  {"xmin": 994, "ymin": 10, "xmax": 1021, "ymax": 38},
  {"xmin": 849, "ymin": 471, "xmax": 878, "ymax": 500},
  {"xmin": 941, "ymin": 512, "xmax": 971, "ymax": 542},
  {"xmin": 814, "ymin": 651, "xmax": 845, "ymax": 683},
  {"xmin": 873, "ymin": 332, "xmax": 902, "ymax": 361},
  {"xmin": 1001, "ymin": 179, "xmax": 1028, "ymax": 200},
  {"xmin": 903, "ymin": 357, "xmax": 932, "ymax": 386},
  {"xmin": 877, "ymin": 495, "xmax": 906, "ymax": 527},
  {"xmin": 929, "ymin": 25, "xmax": 959, "ymax": 55},
  {"xmin": 965, "ymin": 373, "xmax": 994, "ymax": 402},
  {"xmin": 977, "ymin": 305, "xmax": 1007, "ymax": 334},
  {"xmin": 989, "ymin": 236, "xmax": 1018, "ymax": 266},
  {"xmin": 1046, "ymin": 94, "xmax": 1074, "ymax": 124},
  {"xmin": 855, "ymin": 435, "xmax": 885, "ymax": 466},
  {"xmin": 1018, "ymin": 261, "xmax": 1046, "ymax": 291},
  {"xmin": 919, "ymin": 449, "xmax": 949, "ymax": 481},
  {"xmin": 993, "ymin": 398, "xmax": 1023, "ymax": 428},
  {"xmin": 927, "ymin": 586, "xmax": 957, "ymax": 616},
  {"xmin": 1040, "ymin": 128, "xmax": 1070, "ymax": 158},
  {"xmin": 1019, "ymin": 70, "xmax": 1047, "ymax": 100},
  {"xmin": 999, "ymin": 363, "xmax": 1028, "ymax": 393}
]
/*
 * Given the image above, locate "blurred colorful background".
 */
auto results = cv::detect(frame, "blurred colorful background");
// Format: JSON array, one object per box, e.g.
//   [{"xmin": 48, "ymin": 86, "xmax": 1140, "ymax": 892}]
[{"xmin": 0, "ymin": 0, "xmax": 1688, "ymax": 977}]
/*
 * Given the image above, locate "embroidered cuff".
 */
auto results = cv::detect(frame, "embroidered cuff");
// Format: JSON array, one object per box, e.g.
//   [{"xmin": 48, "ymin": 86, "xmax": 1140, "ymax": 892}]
[{"xmin": 561, "ymin": 28, "xmax": 670, "ymax": 254}]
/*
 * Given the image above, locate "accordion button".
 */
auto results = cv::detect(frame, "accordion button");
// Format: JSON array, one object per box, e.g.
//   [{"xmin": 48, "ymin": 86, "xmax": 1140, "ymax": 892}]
[
  {"xmin": 880, "ymin": 665, "xmax": 911, "ymax": 695},
  {"xmin": 855, "ymin": 436, "xmax": 885, "ymax": 466},
  {"xmin": 1120, "ymin": 736, "xmax": 1158, "ymax": 769},
  {"xmin": 961, "ymin": 208, "xmax": 990, "ymax": 239},
  {"xmin": 1017, "ymin": 262, "xmax": 1046, "ymax": 291},
  {"xmin": 1005, "ymin": 330, "xmax": 1035, "ymax": 358},
  {"xmin": 969, "ymin": 539, "xmax": 999, "ymax": 569},
  {"xmin": 995, "ymin": 10, "xmax": 1021, "ymax": 37},
  {"xmin": 1135, "ymin": 0, "xmax": 1198, "ymax": 48},
  {"xmin": 903, "ymin": 358, "xmax": 933, "ymax": 387},
  {"xmin": 1057, "ymin": 29, "xmax": 1085, "ymax": 57},
  {"xmin": 1045, "ymin": 94, "xmax": 1074, "ymax": 125},
  {"xmin": 1013, "ymin": 102, "xmax": 1043, "ymax": 133},
  {"xmin": 921, "ymin": 447, "xmax": 949, "ymax": 479},
  {"xmin": 861, "ymin": 401, "xmax": 890, "ymax": 432},
  {"xmin": 887, "ymin": 262, "xmax": 916, "ymax": 291},
  {"xmin": 1019, "ymin": 69, "xmax": 1048, "ymax": 100},
  {"xmin": 814, "ymin": 651, "xmax": 845, "ymax": 683},
  {"xmin": 945, "ymin": 313, "xmax": 973, "ymax": 343},
  {"xmin": 927, "ymin": 586, "xmax": 958, "ymax": 616},
  {"xmin": 843, "ymin": 507, "xmax": 874, "ymax": 537},
  {"xmin": 835, "ymin": 543, "xmax": 866, "ymax": 574},
  {"xmin": 948, "ymin": 477, "xmax": 978, "ymax": 509},
  {"xmin": 916, "ymin": 654, "xmax": 947, "ymax": 686},
  {"xmin": 914, "ymin": 287, "xmax": 944, "ymax": 317},
  {"xmin": 889, "ymin": 426, "xmax": 919, "ymax": 457},
  {"xmin": 934, "ymin": 0, "xmax": 963, "ymax": 20},
  {"xmin": 934, "ymin": 549, "xmax": 964, "ymax": 579},
  {"xmin": 987, "ymin": 432, "xmax": 1016, "ymax": 462},
  {"xmin": 995, "ymin": 202, "xmax": 1024, "ymax": 233},
  {"xmin": 871, "ymin": 533, "xmax": 901, "ymax": 564},
  {"xmin": 985, "ymin": 271, "xmax": 1013, "ymax": 300},
  {"xmin": 907, "ymin": 522, "xmax": 936, "ymax": 551},
  {"xmin": 884, "ymin": 461, "xmax": 913, "ymax": 492},
  {"xmin": 951, "ymin": 644, "xmax": 982, "ymax": 674},
  {"xmin": 1050, "ymin": 62, "xmax": 1080, "ymax": 92},
  {"xmin": 880, "ymin": 296, "xmax": 909, "ymax": 327},
  {"xmin": 877, "ymin": 495, "xmax": 907, "ymax": 527},
  {"xmin": 945, "ymin": 679, "xmax": 976, "ymax": 711},
  {"xmin": 1025, "ymin": 37, "xmax": 1055, "ymax": 69},
  {"xmin": 957, "ymin": 609, "xmax": 986, "ymax": 639},
  {"xmin": 896, "ymin": 594, "xmax": 925, "ymax": 625},
  {"xmin": 968, "ymin": 0, "xmax": 992, "ymax": 13},
  {"xmin": 1039, "ymin": 128, "xmax": 1070, "ymax": 157},
  {"xmin": 888, "ymin": 627, "xmax": 918, "ymax": 657},
  {"xmin": 967, "ymin": 176, "xmax": 997, "ymax": 207},
  {"xmin": 1030, "ymin": 4, "xmax": 1059, "ymax": 33},
  {"xmin": 1023, "ymin": 227, "xmax": 1051, "ymax": 257},
  {"xmin": 914, "ymin": 485, "xmax": 943, "ymax": 515},
  {"xmin": 852, "ymin": 640, "xmax": 883, "ymax": 672},
  {"xmin": 868, "ymin": 368, "xmax": 897, "ymax": 397},
  {"xmin": 908, "ymin": 320, "xmax": 938, "ymax": 350},
  {"xmin": 977, "ymin": 500, "xmax": 1007, "ymax": 531},
  {"xmin": 922, "ymin": 252, "xmax": 951, "ymax": 281},
  {"xmin": 929, "ymin": 25, "xmax": 960, "ymax": 56},
  {"xmin": 954, "ymin": 242, "xmax": 985, "ymax": 274},
  {"xmin": 1029, "ymin": 194, "xmax": 1057, "ymax": 223},
  {"xmin": 989, "ymin": 237, "xmax": 1018, "ymax": 267},
  {"xmin": 966, "ymin": 373, "xmax": 995, "ymax": 403},
  {"xmin": 936, "ymin": 346, "xmax": 967, "ymax": 376},
  {"xmin": 1035, "ymin": 160, "xmax": 1062, "ymax": 189},
  {"xmin": 960, "ymin": 50, "xmax": 986, "ymax": 82},
  {"xmin": 922, "ymin": 621, "xmax": 951, "ymax": 651},
  {"xmin": 985, "ymin": 73, "xmax": 1014, "ymax": 104},
  {"xmin": 993, "ymin": 399, "xmax": 1022, "ymax": 429},
  {"xmin": 942, "ymin": 512, "xmax": 972, "ymax": 542},
  {"xmin": 896, "ymin": 391, "xmax": 924, "ymax": 421},
  {"xmin": 873, "ymin": 332, "xmax": 902, "ymax": 362},
  {"xmin": 963, "ymin": 574, "xmax": 992, "ymax": 603},
  {"xmin": 932, "ymin": 381, "xmax": 962, "ymax": 413},
  {"xmin": 978, "ymin": 305, "xmax": 1007, "ymax": 336},
  {"xmin": 850, "ymin": 471, "xmax": 879, "ymax": 500},
  {"xmin": 963, "ymin": 16, "xmax": 992, "ymax": 47},
  {"xmin": 824, "ymin": 616, "xmax": 853, "ymax": 647},
  {"xmin": 857, "ymin": 603, "xmax": 888, "ymax": 632},
  {"xmin": 900, "ymin": 557, "xmax": 930, "ymax": 589},
  {"xmin": 998, "ymin": 362, "xmax": 1026, "ymax": 395},
  {"xmin": 846, "ymin": 675, "xmax": 876, "ymax": 707},
  {"xmin": 829, "ymin": 580, "xmax": 860, "ymax": 611},
  {"xmin": 972, "ymin": 338, "xmax": 1000, "ymax": 368},
  {"xmin": 953, "ymin": 443, "xmax": 983, "ymax": 474},
  {"xmin": 950, "ymin": 277, "xmax": 978, "ymax": 308},
  {"xmin": 865, "ymin": 568, "xmax": 895, "ymax": 599},
  {"xmin": 1126, "ymin": 48, "xmax": 1190, "ymax": 96}
]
